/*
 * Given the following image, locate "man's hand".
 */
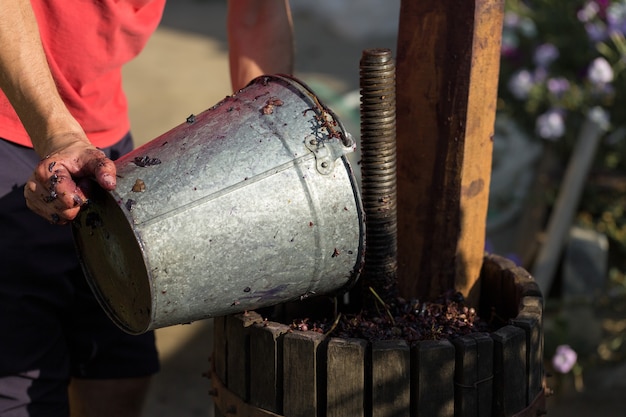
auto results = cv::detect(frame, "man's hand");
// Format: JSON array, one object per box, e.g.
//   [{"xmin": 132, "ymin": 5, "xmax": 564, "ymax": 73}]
[{"xmin": 24, "ymin": 134, "xmax": 117, "ymax": 224}]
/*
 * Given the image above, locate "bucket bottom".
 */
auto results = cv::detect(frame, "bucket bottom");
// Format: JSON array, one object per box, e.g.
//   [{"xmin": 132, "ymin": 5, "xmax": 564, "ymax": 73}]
[{"xmin": 72, "ymin": 184, "xmax": 152, "ymax": 333}]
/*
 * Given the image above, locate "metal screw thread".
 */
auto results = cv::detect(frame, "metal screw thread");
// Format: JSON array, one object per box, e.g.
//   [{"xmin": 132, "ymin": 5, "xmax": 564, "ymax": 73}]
[{"xmin": 359, "ymin": 48, "xmax": 398, "ymax": 302}]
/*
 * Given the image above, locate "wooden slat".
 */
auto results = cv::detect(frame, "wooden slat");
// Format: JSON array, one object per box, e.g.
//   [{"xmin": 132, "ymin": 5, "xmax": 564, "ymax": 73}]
[
  {"xmin": 453, "ymin": 332, "xmax": 494, "ymax": 417},
  {"xmin": 411, "ymin": 339, "xmax": 455, "ymax": 417},
  {"xmin": 371, "ymin": 339, "xmax": 411, "ymax": 417},
  {"xmin": 512, "ymin": 266, "xmax": 543, "ymax": 300},
  {"xmin": 471, "ymin": 333, "xmax": 494, "ymax": 416},
  {"xmin": 492, "ymin": 325, "xmax": 527, "ymax": 417},
  {"xmin": 396, "ymin": 0, "xmax": 504, "ymax": 306},
  {"xmin": 501, "ymin": 268, "xmax": 522, "ymax": 320},
  {"xmin": 511, "ymin": 296, "xmax": 544, "ymax": 405},
  {"xmin": 226, "ymin": 312, "xmax": 264, "ymax": 402},
  {"xmin": 326, "ymin": 337, "xmax": 367, "ymax": 417},
  {"xmin": 249, "ymin": 321, "xmax": 291, "ymax": 414},
  {"xmin": 213, "ymin": 316, "xmax": 227, "ymax": 417},
  {"xmin": 211, "ymin": 370, "xmax": 283, "ymax": 417},
  {"xmin": 283, "ymin": 331, "xmax": 326, "ymax": 417},
  {"xmin": 480, "ymin": 255, "xmax": 506, "ymax": 324},
  {"xmin": 484, "ymin": 254, "xmax": 526, "ymax": 321},
  {"xmin": 213, "ymin": 316, "xmax": 228, "ymax": 383}
]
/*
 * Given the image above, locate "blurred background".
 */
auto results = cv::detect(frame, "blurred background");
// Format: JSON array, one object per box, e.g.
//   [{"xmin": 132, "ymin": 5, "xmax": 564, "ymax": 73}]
[{"xmin": 122, "ymin": 1, "xmax": 626, "ymax": 415}]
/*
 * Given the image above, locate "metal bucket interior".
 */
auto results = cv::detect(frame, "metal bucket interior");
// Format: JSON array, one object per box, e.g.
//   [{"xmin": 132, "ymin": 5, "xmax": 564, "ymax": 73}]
[{"xmin": 72, "ymin": 75, "xmax": 365, "ymax": 334}]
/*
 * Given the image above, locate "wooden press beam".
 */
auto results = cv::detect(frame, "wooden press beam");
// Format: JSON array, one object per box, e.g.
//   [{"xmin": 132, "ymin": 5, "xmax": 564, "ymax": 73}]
[{"xmin": 395, "ymin": 0, "xmax": 504, "ymax": 305}]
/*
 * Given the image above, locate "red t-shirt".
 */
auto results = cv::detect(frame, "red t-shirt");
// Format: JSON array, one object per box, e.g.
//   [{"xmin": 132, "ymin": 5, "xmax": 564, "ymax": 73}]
[{"xmin": 0, "ymin": 0, "xmax": 166, "ymax": 148}]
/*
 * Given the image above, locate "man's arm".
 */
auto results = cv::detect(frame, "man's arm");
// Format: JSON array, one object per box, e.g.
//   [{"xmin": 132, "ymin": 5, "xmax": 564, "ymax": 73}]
[
  {"xmin": 226, "ymin": 0, "xmax": 294, "ymax": 91},
  {"xmin": 0, "ymin": 0, "xmax": 116, "ymax": 223}
]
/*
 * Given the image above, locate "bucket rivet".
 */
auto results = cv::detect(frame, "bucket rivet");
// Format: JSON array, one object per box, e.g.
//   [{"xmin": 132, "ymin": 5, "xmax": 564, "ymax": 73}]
[{"xmin": 321, "ymin": 161, "xmax": 329, "ymax": 168}]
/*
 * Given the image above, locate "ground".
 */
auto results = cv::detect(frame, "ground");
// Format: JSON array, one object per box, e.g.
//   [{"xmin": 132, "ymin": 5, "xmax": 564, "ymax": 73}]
[{"xmin": 120, "ymin": 1, "xmax": 625, "ymax": 415}]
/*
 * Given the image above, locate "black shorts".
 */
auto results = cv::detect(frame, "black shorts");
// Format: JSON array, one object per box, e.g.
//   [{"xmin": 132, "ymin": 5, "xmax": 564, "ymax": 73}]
[{"xmin": 0, "ymin": 136, "xmax": 159, "ymax": 416}]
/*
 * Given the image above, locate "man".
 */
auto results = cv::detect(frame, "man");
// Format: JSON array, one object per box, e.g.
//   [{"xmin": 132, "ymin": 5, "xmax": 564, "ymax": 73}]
[{"xmin": 0, "ymin": 1, "xmax": 294, "ymax": 416}]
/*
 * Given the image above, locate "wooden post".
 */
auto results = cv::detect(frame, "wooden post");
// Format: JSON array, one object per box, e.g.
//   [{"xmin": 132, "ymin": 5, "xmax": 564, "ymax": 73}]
[{"xmin": 396, "ymin": 0, "xmax": 504, "ymax": 305}]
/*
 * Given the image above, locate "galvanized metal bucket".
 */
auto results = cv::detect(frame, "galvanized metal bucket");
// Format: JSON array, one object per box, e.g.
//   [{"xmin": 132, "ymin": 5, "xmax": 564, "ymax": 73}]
[{"xmin": 72, "ymin": 75, "xmax": 365, "ymax": 334}]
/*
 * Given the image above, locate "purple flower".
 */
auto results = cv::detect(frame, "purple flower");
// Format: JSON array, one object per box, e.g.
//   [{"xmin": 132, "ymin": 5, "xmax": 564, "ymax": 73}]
[
  {"xmin": 547, "ymin": 77, "xmax": 571, "ymax": 97},
  {"xmin": 552, "ymin": 345, "xmax": 578, "ymax": 374},
  {"xmin": 588, "ymin": 106, "xmax": 611, "ymax": 131},
  {"xmin": 533, "ymin": 67, "xmax": 548, "ymax": 83},
  {"xmin": 518, "ymin": 17, "xmax": 537, "ymax": 38},
  {"xmin": 536, "ymin": 109, "xmax": 566, "ymax": 140},
  {"xmin": 504, "ymin": 11, "xmax": 521, "ymax": 29},
  {"xmin": 585, "ymin": 22, "xmax": 609, "ymax": 42},
  {"xmin": 596, "ymin": 0, "xmax": 611, "ymax": 15},
  {"xmin": 534, "ymin": 43, "xmax": 559, "ymax": 67},
  {"xmin": 508, "ymin": 69, "xmax": 534, "ymax": 99},
  {"xmin": 587, "ymin": 57, "xmax": 614, "ymax": 85},
  {"xmin": 578, "ymin": 1, "xmax": 600, "ymax": 23},
  {"xmin": 607, "ymin": 2, "xmax": 626, "ymax": 36}
]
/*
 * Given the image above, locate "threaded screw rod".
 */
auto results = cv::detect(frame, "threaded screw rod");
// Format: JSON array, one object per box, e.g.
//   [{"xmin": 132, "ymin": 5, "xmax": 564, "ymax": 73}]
[{"xmin": 359, "ymin": 48, "xmax": 398, "ymax": 305}]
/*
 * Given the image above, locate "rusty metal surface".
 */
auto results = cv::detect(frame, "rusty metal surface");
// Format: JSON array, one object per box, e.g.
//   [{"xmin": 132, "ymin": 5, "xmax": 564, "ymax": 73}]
[{"xmin": 72, "ymin": 75, "xmax": 365, "ymax": 334}]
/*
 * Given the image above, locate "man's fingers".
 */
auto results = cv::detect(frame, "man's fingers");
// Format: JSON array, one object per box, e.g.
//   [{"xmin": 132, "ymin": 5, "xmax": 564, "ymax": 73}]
[
  {"xmin": 24, "ymin": 165, "xmax": 86, "ymax": 223},
  {"xmin": 23, "ymin": 144, "xmax": 117, "ymax": 224},
  {"xmin": 44, "ymin": 164, "xmax": 88, "ymax": 207},
  {"xmin": 24, "ymin": 184, "xmax": 79, "ymax": 225},
  {"xmin": 87, "ymin": 152, "xmax": 117, "ymax": 190}
]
